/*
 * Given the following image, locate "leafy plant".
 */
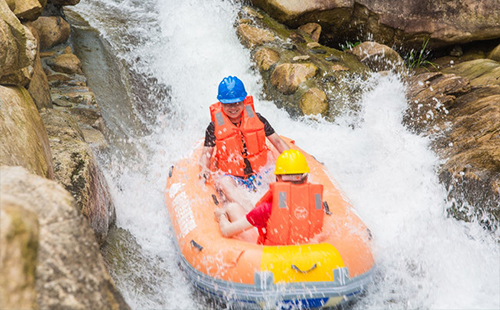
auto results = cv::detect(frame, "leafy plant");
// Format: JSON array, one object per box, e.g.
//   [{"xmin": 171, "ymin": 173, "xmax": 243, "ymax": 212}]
[
  {"xmin": 406, "ymin": 38, "xmax": 437, "ymax": 69},
  {"xmin": 340, "ymin": 41, "xmax": 361, "ymax": 51}
]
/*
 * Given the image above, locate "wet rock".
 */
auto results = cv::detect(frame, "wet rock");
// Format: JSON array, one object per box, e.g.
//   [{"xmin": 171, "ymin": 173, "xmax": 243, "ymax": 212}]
[
  {"xmin": 270, "ymin": 62, "xmax": 317, "ymax": 95},
  {"xmin": 0, "ymin": 19, "xmax": 37, "ymax": 86},
  {"xmin": 0, "ymin": 197, "xmax": 39, "ymax": 310},
  {"xmin": 292, "ymin": 55, "xmax": 310, "ymax": 61},
  {"xmin": 289, "ymin": 32, "xmax": 305, "ymax": 43},
  {"xmin": 299, "ymin": 87, "xmax": 329, "ymax": 116},
  {"xmin": 307, "ymin": 42, "xmax": 321, "ymax": 49},
  {"xmin": 31, "ymin": 16, "xmax": 70, "ymax": 50},
  {"xmin": 325, "ymin": 55, "xmax": 340, "ymax": 62},
  {"xmin": 236, "ymin": 6, "xmax": 371, "ymax": 119},
  {"xmin": 309, "ymin": 48, "xmax": 326, "ymax": 54},
  {"xmin": 405, "ymin": 70, "xmax": 500, "ymax": 230},
  {"xmin": 0, "ymin": 166, "xmax": 129, "ymax": 310},
  {"xmin": 404, "ymin": 72, "xmax": 470, "ymax": 134},
  {"xmin": 12, "ymin": 0, "xmax": 45, "ymax": 21},
  {"xmin": 253, "ymin": 47, "xmax": 280, "ymax": 71},
  {"xmin": 441, "ymin": 59, "xmax": 500, "ymax": 87},
  {"xmin": 0, "ymin": 85, "xmax": 54, "ymax": 179},
  {"xmin": 50, "ymin": 85, "xmax": 96, "ymax": 107},
  {"xmin": 348, "ymin": 41, "xmax": 405, "ymax": 73},
  {"xmin": 251, "ymin": 0, "xmax": 500, "ymax": 49},
  {"xmin": 488, "ymin": 44, "xmax": 500, "ymax": 62},
  {"xmin": 331, "ymin": 64, "xmax": 349, "ymax": 71},
  {"xmin": 237, "ymin": 23, "xmax": 275, "ymax": 48},
  {"xmin": 40, "ymin": 109, "xmax": 115, "ymax": 245},
  {"xmin": 26, "ymin": 23, "xmax": 52, "ymax": 109},
  {"xmin": 46, "ymin": 52, "xmax": 83, "ymax": 74},
  {"xmin": 299, "ymin": 22, "xmax": 321, "ymax": 42},
  {"xmin": 5, "ymin": 0, "xmax": 15, "ymax": 10}
]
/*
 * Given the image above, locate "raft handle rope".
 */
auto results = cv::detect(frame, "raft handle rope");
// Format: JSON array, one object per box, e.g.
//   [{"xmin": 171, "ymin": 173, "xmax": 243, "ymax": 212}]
[
  {"xmin": 190, "ymin": 240, "xmax": 204, "ymax": 251},
  {"xmin": 168, "ymin": 165, "xmax": 174, "ymax": 178},
  {"xmin": 292, "ymin": 263, "xmax": 317, "ymax": 274},
  {"xmin": 323, "ymin": 201, "xmax": 332, "ymax": 215}
]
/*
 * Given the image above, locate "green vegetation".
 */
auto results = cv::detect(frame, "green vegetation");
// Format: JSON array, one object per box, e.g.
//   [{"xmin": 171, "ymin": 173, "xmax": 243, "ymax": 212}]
[
  {"xmin": 340, "ymin": 41, "xmax": 361, "ymax": 51},
  {"xmin": 406, "ymin": 38, "xmax": 437, "ymax": 69}
]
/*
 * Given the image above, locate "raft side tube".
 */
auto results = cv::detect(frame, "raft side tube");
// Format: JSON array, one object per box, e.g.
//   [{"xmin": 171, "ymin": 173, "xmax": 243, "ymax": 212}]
[{"xmin": 173, "ymin": 238, "xmax": 374, "ymax": 309}]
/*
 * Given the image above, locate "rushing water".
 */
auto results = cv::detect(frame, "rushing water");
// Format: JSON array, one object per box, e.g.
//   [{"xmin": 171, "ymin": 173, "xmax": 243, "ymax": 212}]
[{"xmin": 68, "ymin": 1, "xmax": 500, "ymax": 309}]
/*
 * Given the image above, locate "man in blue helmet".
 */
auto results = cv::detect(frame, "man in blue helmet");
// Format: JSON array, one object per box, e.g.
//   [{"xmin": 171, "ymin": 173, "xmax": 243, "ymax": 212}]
[{"xmin": 199, "ymin": 76, "xmax": 289, "ymax": 211}]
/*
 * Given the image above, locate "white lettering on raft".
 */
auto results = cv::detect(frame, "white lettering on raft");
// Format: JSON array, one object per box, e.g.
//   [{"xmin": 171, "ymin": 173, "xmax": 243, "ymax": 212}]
[{"xmin": 170, "ymin": 183, "xmax": 196, "ymax": 238}]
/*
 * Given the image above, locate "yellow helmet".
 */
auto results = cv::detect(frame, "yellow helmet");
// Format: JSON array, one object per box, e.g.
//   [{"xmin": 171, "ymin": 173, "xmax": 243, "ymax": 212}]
[{"xmin": 274, "ymin": 149, "xmax": 310, "ymax": 175}]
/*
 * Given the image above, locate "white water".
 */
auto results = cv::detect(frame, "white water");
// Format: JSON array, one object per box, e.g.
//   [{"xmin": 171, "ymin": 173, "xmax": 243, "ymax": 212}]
[{"xmin": 69, "ymin": 1, "xmax": 500, "ymax": 309}]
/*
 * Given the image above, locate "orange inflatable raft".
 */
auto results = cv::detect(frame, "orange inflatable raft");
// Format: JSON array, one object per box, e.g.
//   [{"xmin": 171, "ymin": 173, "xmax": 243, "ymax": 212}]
[{"xmin": 165, "ymin": 137, "xmax": 375, "ymax": 309}]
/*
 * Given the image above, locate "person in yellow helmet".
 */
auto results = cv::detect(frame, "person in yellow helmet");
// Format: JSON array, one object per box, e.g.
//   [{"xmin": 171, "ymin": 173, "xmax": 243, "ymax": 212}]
[{"xmin": 215, "ymin": 149, "xmax": 325, "ymax": 245}]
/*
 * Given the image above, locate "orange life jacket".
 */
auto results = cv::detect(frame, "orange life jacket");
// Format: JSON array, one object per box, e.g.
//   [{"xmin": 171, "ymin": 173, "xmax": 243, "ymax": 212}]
[
  {"xmin": 209, "ymin": 96, "xmax": 269, "ymax": 177},
  {"xmin": 260, "ymin": 182, "xmax": 324, "ymax": 245}
]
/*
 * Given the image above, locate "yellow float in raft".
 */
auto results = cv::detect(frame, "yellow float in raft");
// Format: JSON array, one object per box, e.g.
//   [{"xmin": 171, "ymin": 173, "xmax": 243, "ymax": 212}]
[{"xmin": 165, "ymin": 137, "xmax": 375, "ymax": 309}]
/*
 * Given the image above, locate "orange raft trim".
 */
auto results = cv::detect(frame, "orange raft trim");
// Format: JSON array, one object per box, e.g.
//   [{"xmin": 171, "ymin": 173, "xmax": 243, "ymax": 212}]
[{"xmin": 165, "ymin": 136, "xmax": 375, "ymax": 309}]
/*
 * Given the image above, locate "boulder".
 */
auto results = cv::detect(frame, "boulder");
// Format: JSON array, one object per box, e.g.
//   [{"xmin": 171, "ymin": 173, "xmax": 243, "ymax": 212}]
[
  {"xmin": 46, "ymin": 52, "xmax": 83, "ymax": 74},
  {"xmin": 249, "ymin": 0, "xmax": 500, "ymax": 49},
  {"xmin": 441, "ymin": 59, "xmax": 500, "ymax": 87},
  {"xmin": 0, "ymin": 1, "xmax": 37, "ymax": 86},
  {"xmin": 298, "ymin": 22, "xmax": 321, "ymax": 42},
  {"xmin": 253, "ymin": 47, "xmax": 280, "ymax": 71},
  {"xmin": 237, "ymin": 23, "xmax": 275, "ymax": 48},
  {"xmin": 26, "ymin": 22, "xmax": 52, "ymax": 109},
  {"xmin": 0, "ymin": 85, "xmax": 54, "ymax": 179},
  {"xmin": 0, "ymin": 166, "xmax": 130, "ymax": 310},
  {"xmin": 348, "ymin": 41, "xmax": 405, "ymax": 73},
  {"xmin": 0, "ymin": 24, "xmax": 37, "ymax": 86},
  {"xmin": 234, "ymin": 6, "xmax": 371, "ymax": 119},
  {"xmin": 405, "ymin": 71, "xmax": 500, "ymax": 230},
  {"xmin": 5, "ymin": 0, "xmax": 15, "ymax": 10},
  {"xmin": 270, "ymin": 62, "xmax": 318, "ymax": 95},
  {"xmin": 12, "ymin": 0, "xmax": 46, "ymax": 21},
  {"xmin": 40, "ymin": 109, "xmax": 115, "ymax": 245},
  {"xmin": 0, "ymin": 0, "xmax": 28, "ymax": 77},
  {"xmin": 488, "ymin": 44, "xmax": 500, "ymax": 62},
  {"xmin": 299, "ymin": 87, "xmax": 329, "ymax": 116},
  {"xmin": 0, "ymin": 197, "xmax": 39, "ymax": 310},
  {"xmin": 31, "ymin": 16, "xmax": 70, "ymax": 50}
]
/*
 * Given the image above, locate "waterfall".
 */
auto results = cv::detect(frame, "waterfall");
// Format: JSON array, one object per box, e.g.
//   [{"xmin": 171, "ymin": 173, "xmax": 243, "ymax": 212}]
[{"xmin": 68, "ymin": 0, "xmax": 500, "ymax": 309}]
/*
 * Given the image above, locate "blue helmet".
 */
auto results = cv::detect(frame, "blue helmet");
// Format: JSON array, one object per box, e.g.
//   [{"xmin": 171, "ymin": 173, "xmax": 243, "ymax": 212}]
[{"xmin": 217, "ymin": 76, "xmax": 247, "ymax": 104}]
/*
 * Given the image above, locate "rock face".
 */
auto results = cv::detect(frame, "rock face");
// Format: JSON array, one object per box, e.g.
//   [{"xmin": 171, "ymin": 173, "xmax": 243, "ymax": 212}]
[
  {"xmin": 0, "ymin": 166, "xmax": 130, "ymax": 310},
  {"xmin": 405, "ymin": 57, "xmax": 500, "ymax": 229},
  {"xmin": 0, "ymin": 196, "xmax": 39, "ymax": 310},
  {"xmin": 237, "ymin": 6, "xmax": 370, "ymax": 119},
  {"xmin": 0, "ymin": 85, "xmax": 54, "ymax": 179},
  {"xmin": 26, "ymin": 22, "xmax": 53, "ymax": 109},
  {"xmin": 41, "ymin": 109, "xmax": 115, "ymax": 245},
  {"xmin": 249, "ymin": 0, "xmax": 500, "ymax": 49},
  {"xmin": 12, "ymin": 0, "xmax": 46, "ymax": 21},
  {"xmin": 0, "ymin": 1, "xmax": 38, "ymax": 86},
  {"xmin": 347, "ymin": 41, "xmax": 405, "ymax": 73},
  {"xmin": 31, "ymin": 16, "xmax": 70, "ymax": 50},
  {"xmin": 0, "ymin": 0, "xmax": 30, "ymax": 80},
  {"xmin": 0, "ymin": 1, "xmax": 126, "ymax": 308}
]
